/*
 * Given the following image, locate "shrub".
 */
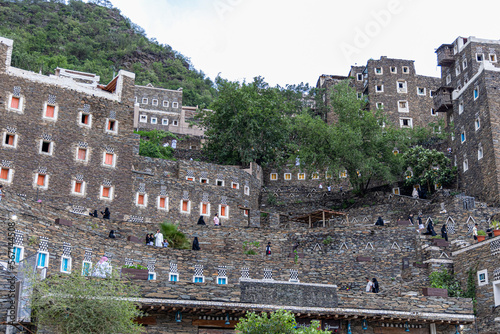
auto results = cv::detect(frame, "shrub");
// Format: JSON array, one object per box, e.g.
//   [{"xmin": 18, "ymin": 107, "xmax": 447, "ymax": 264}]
[
  {"xmin": 122, "ymin": 264, "xmax": 147, "ymax": 270},
  {"xmin": 429, "ymin": 268, "xmax": 463, "ymax": 297},
  {"xmin": 160, "ymin": 222, "xmax": 190, "ymax": 249},
  {"xmin": 243, "ymin": 241, "xmax": 260, "ymax": 255},
  {"xmin": 322, "ymin": 236, "xmax": 333, "ymax": 245},
  {"xmin": 477, "ymin": 230, "xmax": 487, "ymax": 236}
]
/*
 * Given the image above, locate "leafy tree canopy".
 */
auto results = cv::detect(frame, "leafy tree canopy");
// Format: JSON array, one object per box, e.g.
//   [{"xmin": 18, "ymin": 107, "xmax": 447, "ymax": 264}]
[
  {"xmin": 235, "ymin": 309, "xmax": 330, "ymax": 334},
  {"xmin": 135, "ymin": 129, "xmax": 177, "ymax": 160}
]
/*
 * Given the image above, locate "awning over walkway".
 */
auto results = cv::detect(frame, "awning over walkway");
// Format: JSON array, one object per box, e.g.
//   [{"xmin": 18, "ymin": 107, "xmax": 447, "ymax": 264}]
[{"xmin": 291, "ymin": 209, "xmax": 347, "ymax": 228}]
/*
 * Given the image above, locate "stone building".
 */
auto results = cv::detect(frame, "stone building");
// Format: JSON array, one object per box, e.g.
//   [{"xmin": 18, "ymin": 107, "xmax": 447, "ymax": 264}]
[{"xmin": 434, "ymin": 36, "xmax": 500, "ymax": 204}]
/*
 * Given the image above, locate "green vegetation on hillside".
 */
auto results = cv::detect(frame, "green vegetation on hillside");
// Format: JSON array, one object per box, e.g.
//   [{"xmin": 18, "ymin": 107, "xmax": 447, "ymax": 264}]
[
  {"xmin": 0, "ymin": 0, "xmax": 215, "ymax": 106},
  {"xmin": 135, "ymin": 129, "xmax": 176, "ymax": 160}
]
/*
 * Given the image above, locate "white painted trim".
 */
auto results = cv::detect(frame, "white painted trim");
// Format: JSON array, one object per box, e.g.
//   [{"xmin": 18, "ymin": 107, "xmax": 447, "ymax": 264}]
[{"xmin": 452, "ymin": 235, "xmax": 500, "ymax": 255}]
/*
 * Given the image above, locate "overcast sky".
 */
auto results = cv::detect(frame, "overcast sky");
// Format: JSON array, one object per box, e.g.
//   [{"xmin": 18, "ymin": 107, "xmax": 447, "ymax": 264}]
[{"xmin": 111, "ymin": 0, "xmax": 500, "ymax": 87}]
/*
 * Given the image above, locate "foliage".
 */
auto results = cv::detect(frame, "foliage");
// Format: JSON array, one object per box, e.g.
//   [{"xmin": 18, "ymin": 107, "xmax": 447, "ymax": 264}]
[
  {"xmin": 28, "ymin": 235, "xmax": 38, "ymax": 246},
  {"xmin": 292, "ymin": 81, "xmax": 408, "ymax": 195},
  {"xmin": 235, "ymin": 309, "xmax": 330, "ymax": 334},
  {"xmin": 243, "ymin": 241, "xmax": 260, "ymax": 255},
  {"xmin": 294, "ymin": 249, "xmax": 299, "ymax": 264},
  {"xmin": 465, "ymin": 267, "xmax": 477, "ymax": 314},
  {"xmin": 0, "ymin": 0, "xmax": 215, "ymax": 106},
  {"xmin": 322, "ymin": 236, "xmax": 333, "ymax": 245},
  {"xmin": 135, "ymin": 130, "xmax": 176, "ymax": 160},
  {"xmin": 429, "ymin": 268, "xmax": 463, "ymax": 297},
  {"xmin": 267, "ymin": 193, "xmax": 277, "ymax": 206},
  {"xmin": 198, "ymin": 76, "xmax": 308, "ymax": 166},
  {"xmin": 122, "ymin": 264, "xmax": 147, "ymax": 270},
  {"xmin": 28, "ymin": 269, "xmax": 143, "ymax": 334},
  {"xmin": 402, "ymin": 146, "xmax": 456, "ymax": 193},
  {"xmin": 477, "ymin": 230, "xmax": 486, "ymax": 236},
  {"xmin": 159, "ymin": 222, "xmax": 190, "ymax": 249},
  {"xmin": 430, "ymin": 235, "xmax": 443, "ymax": 239},
  {"xmin": 491, "ymin": 220, "xmax": 500, "ymax": 229}
]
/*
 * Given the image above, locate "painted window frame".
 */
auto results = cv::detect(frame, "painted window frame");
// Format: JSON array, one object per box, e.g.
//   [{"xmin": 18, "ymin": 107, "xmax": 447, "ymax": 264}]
[
  {"xmin": 172, "ymin": 102, "xmax": 179, "ymax": 108},
  {"xmin": 478, "ymin": 146, "xmax": 483, "ymax": 160},
  {"xmin": 139, "ymin": 115, "xmax": 147, "ymax": 123},
  {"xmin": 297, "ymin": 173, "xmax": 306, "ymax": 180},
  {"xmin": 100, "ymin": 185, "xmax": 114, "ymax": 201},
  {"xmin": 399, "ymin": 117, "xmax": 413, "ymax": 128},
  {"xmin": 390, "ymin": 66, "xmax": 397, "ymax": 74},
  {"xmin": 398, "ymin": 100, "xmax": 409, "ymax": 113},
  {"xmin": 417, "ymin": 87, "xmax": 426, "ymax": 96},
  {"xmin": 78, "ymin": 112, "xmax": 92, "ymax": 128},
  {"xmin": 219, "ymin": 204, "xmax": 229, "ymax": 219},
  {"xmin": 76, "ymin": 147, "xmax": 89, "ymax": 163},
  {"xmin": 216, "ymin": 179, "xmax": 225, "ymax": 186},
  {"xmin": 152, "ymin": 99, "xmax": 158, "ymax": 106},
  {"xmin": 102, "ymin": 152, "xmax": 117, "ymax": 168},
  {"xmin": 82, "ymin": 261, "xmax": 92, "ymax": 276},
  {"xmin": 12, "ymin": 245, "xmax": 24, "ymax": 264},
  {"xmin": 162, "ymin": 118, "xmax": 169, "ymax": 125},
  {"xmin": 463, "ymin": 158, "xmax": 469, "ymax": 172},
  {"xmin": 60, "ymin": 255, "xmax": 72, "ymax": 273},
  {"xmin": 397, "ymin": 81, "xmax": 407, "ymax": 93},
  {"xmin": 2, "ymin": 132, "xmax": 18, "ymax": 149},
  {"xmin": 141, "ymin": 98, "xmax": 148, "ymax": 104},
  {"xmin": 477, "ymin": 269, "xmax": 488, "ymax": 286},
  {"xmin": 270, "ymin": 173, "xmax": 278, "ymax": 181},
  {"xmin": 244, "ymin": 185, "xmax": 250, "ymax": 195},
  {"xmin": 217, "ymin": 276, "xmax": 228, "ymax": 285},
  {"xmin": 71, "ymin": 180, "xmax": 86, "ymax": 197},
  {"xmin": 169, "ymin": 273, "xmax": 179, "ymax": 282},
  {"xmin": 375, "ymin": 84, "xmax": 384, "ymax": 93},
  {"xmin": 172, "ymin": 120, "xmax": 179, "ymax": 126},
  {"xmin": 34, "ymin": 173, "xmax": 49, "ymax": 189},
  {"xmin": 39, "ymin": 140, "xmax": 54, "ymax": 156},
  {"xmin": 163, "ymin": 100, "xmax": 169, "ymax": 107},
  {"xmin": 200, "ymin": 202, "xmax": 210, "ymax": 216},
  {"xmin": 231, "ymin": 182, "xmax": 239, "ymax": 189},
  {"xmin": 37, "ymin": 251, "xmax": 49, "ymax": 269},
  {"xmin": 402, "ymin": 66, "xmax": 409, "ymax": 74},
  {"xmin": 136, "ymin": 193, "xmax": 148, "ymax": 207},
  {"xmin": 42, "ymin": 102, "xmax": 58, "ymax": 121},
  {"xmin": 157, "ymin": 196, "xmax": 169, "ymax": 211},
  {"xmin": 150, "ymin": 117, "xmax": 157, "ymax": 125},
  {"xmin": 200, "ymin": 178, "xmax": 209, "ymax": 184},
  {"xmin": 7, "ymin": 94, "xmax": 24, "ymax": 113},
  {"xmin": 180, "ymin": 199, "xmax": 191, "ymax": 214},
  {"xmin": 105, "ymin": 119, "xmax": 118, "ymax": 134},
  {"xmin": 374, "ymin": 67, "xmax": 383, "ymax": 75},
  {"xmin": 0, "ymin": 167, "xmax": 14, "ymax": 184},
  {"xmin": 476, "ymin": 53, "xmax": 484, "ymax": 62}
]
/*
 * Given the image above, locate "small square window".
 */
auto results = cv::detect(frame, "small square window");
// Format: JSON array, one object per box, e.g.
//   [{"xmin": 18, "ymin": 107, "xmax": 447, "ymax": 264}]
[
  {"xmin": 139, "ymin": 115, "xmax": 147, "ymax": 123},
  {"xmin": 35, "ymin": 173, "xmax": 48, "ymax": 189},
  {"xmin": 106, "ymin": 119, "xmax": 117, "ymax": 133},
  {"xmin": 172, "ymin": 120, "xmax": 179, "ymax": 126},
  {"xmin": 476, "ymin": 53, "xmax": 484, "ymax": 62},
  {"xmin": 142, "ymin": 98, "xmax": 148, "ymax": 104},
  {"xmin": 0, "ymin": 167, "xmax": 13, "ymax": 183},
  {"xmin": 217, "ymin": 277, "xmax": 227, "ymax": 285},
  {"xmin": 311, "ymin": 172, "xmax": 319, "ymax": 179},
  {"xmin": 325, "ymin": 172, "xmax": 332, "ymax": 179},
  {"xmin": 219, "ymin": 204, "xmax": 229, "ymax": 218},
  {"xmin": 402, "ymin": 66, "xmax": 409, "ymax": 74},
  {"xmin": 158, "ymin": 196, "xmax": 168, "ymax": 211},
  {"xmin": 172, "ymin": 102, "xmax": 179, "ymax": 108},
  {"xmin": 72, "ymin": 180, "xmax": 85, "ymax": 196},
  {"xmin": 136, "ymin": 193, "xmax": 147, "ymax": 207},
  {"xmin": 103, "ymin": 152, "xmax": 116, "ymax": 167},
  {"xmin": 194, "ymin": 276, "xmax": 204, "ymax": 283},
  {"xmin": 431, "ymin": 108, "xmax": 437, "ymax": 116},
  {"xmin": 398, "ymin": 101, "xmax": 409, "ymax": 112},
  {"xmin": 186, "ymin": 176, "xmax": 194, "ymax": 181},
  {"xmin": 297, "ymin": 173, "xmax": 306, "ymax": 180},
  {"xmin": 231, "ymin": 182, "xmax": 239, "ymax": 189},
  {"xmin": 489, "ymin": 54, "xmax": 497, "ymax": 62},
  {"xmin": 77, "ymin": 148, "xmax": 88, "ymax": 162},
  {"xmin": 244, "ymin": 185, "xmax": 250, "ymax": 195},
  {"xmin": 169, "ymin": 273, "xmax": 179, "ymax": 282},
  {"xmin": 9, "ymin": 96, "xmax": 22, "ymax": 111},
  {"xmin": 390, "ymin": 66, "xmax": 397, "ymax": 73},
  {"xmin": 400, "ymin": 117, "xmax": 413, "ymax": 128},
  {"xmin": 3, "ymin": 133, "xmax": 17, "ymax": 148},
  {"xmin": 163, "ymin": 101, "xmax": 169, "ymax": 107},
  {"xmin": 100, "ymin": 185, "xmax": 113, "ymax": 200},
  {"xmin": 375, "ymin": 67, "xmax": 383, "ymax": 74},
  {"xmin": 376, "ymin": 102, "xmax": 383, "ymax": 109},
  {"xmin": 151, "ymin": 117, "xmax": 157, "ymax": 124},
  {"xmin": 162, "ymin": 118, "xmax": 169, "ymax": 125},
  {"xmin": 375, "ymin": 85, "xmax": 383, "ymax": 92},
  {"xmin": 180, "ymin": 200, "xmax": 191, "ymax": 214},
  {"xmin": 356, "ymin": 73, "xmax": 363, "ymax": 81},
  {"xmin": 216, "ymin": 179, "xmax": 224, "ymax": 186},
  {"xmin": 40, "ymin": 140, "xmax": 53, "ymax": 155},
  {"xmin": 477, "ymin": 270, "xmax": 488, "ymax": 286},
  {"xmin": 392, "ymin": 187, "xmax": 400, "ymax": 195},
  {"xmin": 60, "ymin": 256, "xmax": 72, "ymax": 273},
  {"xmin": 284, "ymin": 173, "xmax": 291, "ymax": 180},
  {"xmin": 397, "ymin": 81, "xmax": 407, "ymax": 93},
  {"xmin": 148, "ymin": 272, "xmax": 156, "ymax": 281},
  {"xmin": 43, "ymin": 104, "xmax": 57, "ymax": 120},
  {"xmin": 80, "ymin": 113, "xmax": 91, "ymax": 127},
  {"xmin": 82, "ymin": 261, "xmax": 92, "ymax": 276},
  {"xmin": 152, "ymin": 99, "xmax": 158, "ymax": 106},
  {"xmin": 417, "ymin": 87, "xmax": 426, "ymax": 96},
  {"xmin": 270, "ymin": 173, "xmax": 278, "ymax": 180},
  {"xmin": 357, "ymin": 92, "xmax": 363, "ymax": 100},
  {"xmin": 200, "ymin": 178, "xmax": 209, "ymax": 184}
]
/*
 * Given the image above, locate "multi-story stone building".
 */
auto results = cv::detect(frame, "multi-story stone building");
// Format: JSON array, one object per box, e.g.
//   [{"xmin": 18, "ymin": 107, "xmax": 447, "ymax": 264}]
[{"xmin": 434, "ymin": 36, "xmax": 500, "ymax": 203}]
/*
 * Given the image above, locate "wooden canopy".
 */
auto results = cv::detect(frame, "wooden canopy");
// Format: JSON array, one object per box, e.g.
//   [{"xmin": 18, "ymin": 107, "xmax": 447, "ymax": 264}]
[{"xmin": 292, "ymin": 209, "xmax": 347, "ymax": 228}]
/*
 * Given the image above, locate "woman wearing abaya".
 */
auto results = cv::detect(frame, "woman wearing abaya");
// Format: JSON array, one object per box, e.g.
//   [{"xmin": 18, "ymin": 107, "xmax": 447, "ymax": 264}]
[
  {"xmin": 197, "ymin": 216, "xmax": 206, "ymax": 225},
  {"xmin": 424, "ymin": 220, "xmax": 437, "ymax": 236},
  {"xmin": 192, "ymin": 237, "xmax": 201, "ymax": 250},
  {"xmin": 441, "ymin": 224, "xmax": 448, "ymax": 241}
]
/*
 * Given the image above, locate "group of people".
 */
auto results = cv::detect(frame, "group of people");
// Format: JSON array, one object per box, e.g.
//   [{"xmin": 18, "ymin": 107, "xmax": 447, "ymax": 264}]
[
  {"xmin": 90, "ymin": 207, "xmax": 110, "ymax": 219},
  {"xmin": 196, "ymin": 213, "xmax": 221, "ymax": 226},
  {"xmin": 408, "ymin": 213, "xmax": 449, "ymax": 241},
  {"xmin": 365, "ymin": 277, "xmax": 380, "ymax": 293},
  {"xmin": 145, "ymin": 229, "xmax": 169, "ymax": 247}
]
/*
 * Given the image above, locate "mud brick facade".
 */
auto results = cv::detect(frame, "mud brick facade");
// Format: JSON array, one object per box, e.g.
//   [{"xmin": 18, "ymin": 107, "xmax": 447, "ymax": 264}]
[{"xmin": 436, "ymin": 37, "xmax": 500, "ymax": 204}]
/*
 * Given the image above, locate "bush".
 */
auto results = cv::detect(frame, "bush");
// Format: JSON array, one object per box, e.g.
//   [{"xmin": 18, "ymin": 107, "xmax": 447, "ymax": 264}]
[
  {"xmin": 160, "ymin": 222, "xmax": 190, "ymax": 249},
  {"xmin": 477, "ymin": 230, "xmax": 487, "ymax": 236},
  {"xmin": 122, "ymin": 264, "xmax": 147, "ymax": 270},
  {"xmin": 429, "ymin": 268, "xmax": 463, "ymax": 297}
]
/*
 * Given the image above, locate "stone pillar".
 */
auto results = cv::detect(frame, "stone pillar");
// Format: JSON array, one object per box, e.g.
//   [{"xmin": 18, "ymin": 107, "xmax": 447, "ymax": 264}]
[{"xmin": 0, "ymin": 37, "xmax": 13, "ymax": 73}]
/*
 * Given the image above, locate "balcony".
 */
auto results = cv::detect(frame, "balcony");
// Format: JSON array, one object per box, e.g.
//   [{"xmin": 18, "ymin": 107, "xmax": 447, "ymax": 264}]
[
  {"xmin": 436, "ymin": 44, "xmax": 454, "ymax": 66},
  {"xmin": 433, "ymin": 87, "xmax": 453, "ymax": 112}
]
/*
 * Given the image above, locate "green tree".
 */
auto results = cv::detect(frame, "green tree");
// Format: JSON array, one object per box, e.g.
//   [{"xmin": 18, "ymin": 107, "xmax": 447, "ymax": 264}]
[
  {"xmin": 235, "ymin": 309, "xmax": 330, "ymax": 334},
  {"xmin": 198, "ymin": 76, "xmax": 293, "ymax": 166},
  {"xmin": 402, "ymin": 145, "xmax": 456, "ymax": 193},
  {"xmin": 292, "ymin": 81, "xmax": 407, "ymax": 194},
  {"xmin": 28, "ymin": 269, "xmax": 144, "ymax": 334},
  {"xmin": 160, "ymin": 221, "xmax": 190, "ymax": 249},
  {"xmin": 135, "ymin": 129, "xmax": 176, "ymax": 160}
]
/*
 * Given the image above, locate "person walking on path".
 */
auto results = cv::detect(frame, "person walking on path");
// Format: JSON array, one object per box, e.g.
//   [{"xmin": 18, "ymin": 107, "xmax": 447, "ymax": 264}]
[
  {"xmin": 365, "ymin": 277, "xmax": 373, "ymax": 292},
  {"xmin": 408, "ymin": 214, "xmax": 414, "ymax": 225},
  {"xmin": 441, "ymin": 224, "xmax": 448, "ymax": 241},
  {"xmin": 213, "ymin": 213, "xmax": 220, "ymax": 226},
  {"xmin": 473, "ymin": 223, "xmax": 478, "ymax": 242},
  {"xmin": 192, "ymin": 237, "xmax": 201, "ymax": 250}
]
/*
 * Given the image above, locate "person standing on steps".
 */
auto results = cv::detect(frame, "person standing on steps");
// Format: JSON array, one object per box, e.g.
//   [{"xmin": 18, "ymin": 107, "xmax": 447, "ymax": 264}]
[
  {"xmin": 192, "ymin": 237, "xmax": 201, "ymax": 250},
  {"xmin": 213, "ymin": 213, "xmax": 220, "ymax": 226},
  {"xmin": 365, "ymin": 277, "xmax": 373, "ymax": 292},
  {"xmin": 265, "ymin": 242, "xmax": 271, "ymax": 256},
  {"xmin": 473, "ymin": 223, "xmax": 478, "ymax": 242},
  {"xmin": 408, "ymin": 213, "xmax": 414, "ymax": 225},
  {"xmin": 372, "ymin": 278, "xmax": 379, "ymax": 293},
  {"xmin": 101, "ymin": 207, "xmax": 110, "ymax": 219},
  {"xmin": 154, "ymin": 229, "xmax": 164, "ymax": 247},
  {"xmin": 441, "ymin": 224, "xmax": 448, "ymax": 241}
]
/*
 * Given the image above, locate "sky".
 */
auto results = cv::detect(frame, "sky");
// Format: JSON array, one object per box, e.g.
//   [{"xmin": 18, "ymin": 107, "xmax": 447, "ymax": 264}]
[{"xmin": 111, "ymin": 0, "xmax": 500, "ymax": 87}]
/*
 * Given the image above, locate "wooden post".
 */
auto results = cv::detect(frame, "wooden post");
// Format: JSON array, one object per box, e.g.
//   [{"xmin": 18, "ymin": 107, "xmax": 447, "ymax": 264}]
[
  {"xmin": 309, "ymin": 215, "xmax": 312, "ymax": 228},
  {"xmin": 322, "ymin": 210, "xmax": 326, "ymax": 227}
]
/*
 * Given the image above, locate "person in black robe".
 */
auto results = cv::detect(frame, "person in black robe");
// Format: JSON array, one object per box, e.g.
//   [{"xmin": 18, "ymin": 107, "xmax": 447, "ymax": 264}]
[
  {"xmin": 441, "ymin": 224, "xmax": 448, "ymax": 241},
  {"xmin": 192, "ymin": 237, "xmax": 201, "ymax": 250},
  {"xmin": 424, "ymin": 220, "xmax": 437, "ymax": 236},
  {"xmin": 372, "ymin": 278, "xmax": 379, "ymax": 293},
  {"xmin": 108, "ymin": 230, "xmax": 116, "ymax": 239},
  {"xmin": 197, "ymin": 216, "xmax": 206, "ymax": 225},
  {"xmin": 89, "ymin": 210, "xmax": 98, "ymax": 217},
  {"xmin": 101, "ymin": 207, "xmax": 110, "ymax": 219},
  {"xmin": 145, "ymin": 233, "xmax": 151, "ymax": 245},
  {"xmin": 408, "ymin": 214, "xmax": 414, "ymax": 225},
  {"xmin": 375, "ymin": 217, "xmax": 384, "ymax": 226}
]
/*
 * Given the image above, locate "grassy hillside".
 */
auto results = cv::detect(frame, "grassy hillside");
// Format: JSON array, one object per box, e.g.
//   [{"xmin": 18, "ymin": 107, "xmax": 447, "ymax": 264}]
[{"xmin": 0, "ymin": 0, "xmax": 215, "ymax": 106}]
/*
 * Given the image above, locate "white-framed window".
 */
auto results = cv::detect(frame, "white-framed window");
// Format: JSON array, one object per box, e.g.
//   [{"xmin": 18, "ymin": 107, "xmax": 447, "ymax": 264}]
[
  {"xmin": 199, "ymin": 201, "xmax": 210, "ymax": 216},
  {"xmin": 172, "ymin": 120, "xmax": 178, "ymax": 126},
  {"xmin": 141, "ymin": 98, "xmax": 148, "ymax": 104},
  {"xmin": 217, "ymin": 276, "xmax": 227, "ymax": 285},
  {"xmin": 461, "ymin": 130, "xmax": 466, "ymax": 143},
  {"xmin": 139, "ymin": 115, "xmax": 147, "ymax": 123},
  {"xmin": 82, "ymin": 261, "xmax": 92, "ymax": 276},
  {"xmin": 455, "ymin": 63, "xmax": 461, "ymax": 76},
  {"xmin": 163, "ymin": 100, "xmax": 169, "ymax": 107},
  {"xmin": 458, "ymin": 101, "xmax": 464, "ymax": 114},
  {"xmin": 376, "ymin": 102, "xmax": 383, "ymax": 109},
  {"xmin": 356, "ymin": 73, "xmax": 362, "ymax": 81},
  {"xmin": 136, "ymin": 193, "xmax": 148, "ymax": 207},
  {"xmin": 39, "ymin": 140, "xmax": 54, "ymax": 155},
  {"xmin": 244, "ymin": 185, "xmax": 250, "ymax": 195},
  {"xmin": 186, "ymin": 176, "xmax": 195, "ymax": 182},
  {"xmin": 105, "ymin": 119, "xmax": 118, "ymax": 134},
  {"xmin": 339, "ymin": 170, "xmax": 347, "ymax": 178},
  {"xmin": 199, "ymin": 177, "xmax": 209, "ymax": 184},
  {"xmin": 402, "ymin": 66, "xmax": 409, "ymax": 74},
  {"xmin": 489, "ymin": 53, "xmax": 497, "ymax": 62},
  {"xmin": 390, "ymin": 66, "xmax": 397, "ymax": 74},
  {"xmin": 431, "ymin": 108, "xmax": 437, "ymax": 116},
  {"xmin": 172, "ymin": 102, "xmax": 179, "ymax": 108},
  {"xmin": 79, "ymin": 112, "xmax": 92, "ymax": 128},
  {"xmin": 325, "ymin": 171, "xmax": 332, "ymax": 179},
  {"xmin": 463, "ymin": 158, "xmax": 469, "ymax": 172},
  {"xmin": 243, "ymin": 208, "xmax": 249, "ymax": 217},
  {"xmin": 150, "ymin": 117, "xmax": 157, "ymax": 124},
  {"xmin": 2, "ymin": 132, "xmax": 18, "ymax": 148},
  {"xmin": 169, "ymin": 273, "xmax": 179, "ymax": 282},
  {"xmin": 37, "ymin": 251, "xmax": 49, "ymax": 268},
  {"xmin": 0, "ymin": 167, "xmax": 14, "ymax": 184},
  {"xmin": 474, "ymin": 87, "xmax": 479, "ymax": 100},
  {"xmin": 475, "ymin": 117, "xmax": 481, "ymax": 130},
  {"xmin": 311, "ymin": 172, "xmax": 319, "ymax": 179},
  {"xmin": 397, "ymin": 81, "xmax": 407, "ymax": 93},
  {"xmin": 152, "ymin": 99, "xmax": 158, "ymax": 106},
  {"xmin": 494, "ymin": 280, "xmax": 500, "ymax": 306},
  {"xmin": 478, "ymin": 145, "xmax": 483, "ymax": 160},
  {"xmin": 462, "ymin": 58, "xmax": 467, "ymax": 69},
  {"xmin": 476, "ymin": 53, "xmax": 484, "ymax": 62},
  {"xmin": 392, "ymin": 187, "xmax": 400, "ymax": 195},
  {"xmin": 398, "ymin": 100, "xmax": 409, "ymax": 112},
  {"xmin": 42, "ymin": 102, "xmax": 58, "ymax": 121},
  {"xmin": 375, "ymin": 85, "xmax": 384, "ymax": 93},
  {"xmin": 417, "ymin": 87, "xmax": 426, "ymax": 96},
  {"xmin": 103, "ymin": 152, "xmax": 116, "ymax": 168},
  {"xmin": 71, "ymin": 180, "xmax": 86, "ymax": 196},
  {"xmin": 193, "ymin": 275, "xmax": 204, "ymax": 283},
  {"xmin": 162, "ymin": 118, "xmax": 169, "ymax": 125},
  {"xmin": 270, "ymin": 173, "xmax": 278, "ymax": 181},
  {"xmin": 100, "ymin": 185, "xmax": 114, "ymax": 201},
  {"xmin": 76, "ymin": 147, "xmax": 89, "ymax": 163},
  {"xmin": 231, "ymin": 182, "xmax": 239, "ymax": 189},
  {"xmin": 446, "ymin": 74, "xmax": 452, "ymax": 85},
  {"xmin": 399, "ymin": 117, "xmax": 413, "ymax": 128},
  {"xmin": 12, "ymin": 245, "xmax": 24, "ymax": 264},
  {"xmin": 148, "ymin": 272, "xmax": 157, "ymax": 281},
  {"xmin": 374, "ymin": 67, "xmax": 383, "ymax": 75},
  {"xmin": 219, "ymin": 204, "xmax": 229, "ymax": 218},
  {"xmin": 477, "ymin": 269, "xmax": 488, "ymax": 286},
  {"xmin": 297, "ymin": 173, "xmax": 306, "ymax": 180},
  {"xmin": 429, "ymin": 90, "xmax": 435, "ymax": 97},
  {"xmin": 60, "ymin": 256, "xmax": 71, "ymax": 273},
  {"xmin": 35, "ymin": 173, "xmax": 49, "ymax": 189},
  {"xmin": 180, "ymin": 200, "xmax": 191, "ymax": 214},
  {"xmin": 7, "ymin": 94, "xmax": 23, "ymax": 113},
  {"xmin": 216, "ymin": 179, "xmax": 225, "ymax": 186},
  {"xmin": 157, "ymin": 196, "xmax": 169, "ymax": 211}
]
